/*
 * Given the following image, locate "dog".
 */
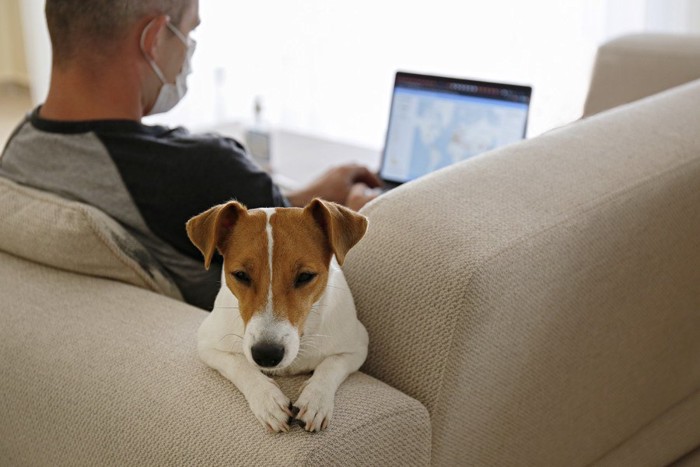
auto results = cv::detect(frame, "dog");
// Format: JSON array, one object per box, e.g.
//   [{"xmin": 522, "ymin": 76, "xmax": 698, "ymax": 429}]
[{"xmin": 186, "ymin": 198, "xmax": 369, "ymax": 433}]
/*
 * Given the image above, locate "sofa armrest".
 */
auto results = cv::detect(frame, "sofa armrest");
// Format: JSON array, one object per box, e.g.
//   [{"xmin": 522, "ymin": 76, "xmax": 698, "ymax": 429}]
[
  {"xmin": 583, "ymin": 33, "xmax": 700, "ymax": 116},
  {"xmin": 344, "ymin": 80, "xmax": 700, "ymax": 465},
  {"xmin": 0, "ymin": 252, "xmax": 430, "ymax": 466}
]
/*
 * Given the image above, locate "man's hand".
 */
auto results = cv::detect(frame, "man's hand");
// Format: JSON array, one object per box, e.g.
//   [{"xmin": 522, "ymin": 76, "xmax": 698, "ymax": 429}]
[
  {"xmin": 287, "ymin": 164, "xmax": 383, "ymax": 211},
  {"xmin": 344, "ymin": 183, "xmax": 382, "ymax": 212}
]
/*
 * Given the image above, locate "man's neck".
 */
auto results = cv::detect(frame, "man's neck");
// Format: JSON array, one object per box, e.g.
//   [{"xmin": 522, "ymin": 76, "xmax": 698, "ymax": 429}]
[{"xmin": 40, "ymin": 61, "xmax": 147, "ymax": 122}]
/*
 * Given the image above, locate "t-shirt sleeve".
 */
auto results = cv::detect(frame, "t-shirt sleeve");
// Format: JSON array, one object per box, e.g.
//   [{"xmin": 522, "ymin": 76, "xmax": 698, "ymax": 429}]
[{"xmin": 190, "ymin": 135, "xmax": 289, "ymax": 211}]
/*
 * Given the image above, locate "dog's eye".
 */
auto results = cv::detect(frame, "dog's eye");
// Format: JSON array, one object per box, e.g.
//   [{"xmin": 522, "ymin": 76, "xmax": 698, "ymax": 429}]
[
  {"xmin": 294, "ymin": 272, "xmax": 316, "ymax": 288},
  {"xmin": 232, "ymin": 271, "xmax": 251, "ymax": 285}
]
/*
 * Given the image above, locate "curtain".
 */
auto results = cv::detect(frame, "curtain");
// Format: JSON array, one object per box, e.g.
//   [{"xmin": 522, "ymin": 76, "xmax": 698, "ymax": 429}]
[{"xmin": 18, "ymin": 0, "xmax": 51, "ymax": 104}]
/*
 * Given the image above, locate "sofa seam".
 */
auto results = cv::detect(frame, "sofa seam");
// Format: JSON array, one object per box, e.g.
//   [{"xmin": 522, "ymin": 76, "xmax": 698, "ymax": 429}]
[{"xmin": 585, "ymin": 387, "xmax": 700, "ymax": 466}]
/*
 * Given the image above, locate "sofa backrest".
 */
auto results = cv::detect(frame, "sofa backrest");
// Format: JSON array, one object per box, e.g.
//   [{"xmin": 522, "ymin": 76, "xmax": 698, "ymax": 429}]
[
  {"xmin": 584, "ymin": 33, "xmax": 700, "ymax": 117},
  {"xmin": 343, "ymin": 79, "xmax": 700, "ymax": 465}
]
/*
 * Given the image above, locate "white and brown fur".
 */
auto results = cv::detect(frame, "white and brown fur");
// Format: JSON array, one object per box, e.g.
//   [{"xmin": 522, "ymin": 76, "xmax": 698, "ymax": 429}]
[{"xmin": 186, "ymin": 199, "xmax": 369, "ymax": 433}]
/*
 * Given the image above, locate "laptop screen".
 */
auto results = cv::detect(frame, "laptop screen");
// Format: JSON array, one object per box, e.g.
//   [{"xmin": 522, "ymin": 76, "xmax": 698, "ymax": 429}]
[{"xmin": 379, "ymin": 71, "xmax": 532, "ymax": 185}]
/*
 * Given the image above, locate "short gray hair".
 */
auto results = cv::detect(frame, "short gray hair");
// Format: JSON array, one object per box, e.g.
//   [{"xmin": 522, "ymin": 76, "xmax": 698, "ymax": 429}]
[{"xmin": 46, "ymin": 0, "xmax": 192, "ymax": 65}]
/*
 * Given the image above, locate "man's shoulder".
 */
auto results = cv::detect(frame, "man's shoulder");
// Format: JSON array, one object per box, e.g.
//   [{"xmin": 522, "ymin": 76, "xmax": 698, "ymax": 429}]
[
  {"xmin": 2, "ymin": 108, "xmax": 248, "ymax": 162},
  {"xmin": 110, "ymin": 124, "xmax": 249, "ymax": 161},
  {"xmin": 1, "ymin": 113, "xmax": 32, "ymax": 155}
]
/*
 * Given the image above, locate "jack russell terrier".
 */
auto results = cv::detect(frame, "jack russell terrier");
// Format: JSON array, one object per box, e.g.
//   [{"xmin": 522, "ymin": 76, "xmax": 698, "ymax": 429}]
[{"xmin": 186, "ymin": 198, "xmax": 369, "ymax": 433}]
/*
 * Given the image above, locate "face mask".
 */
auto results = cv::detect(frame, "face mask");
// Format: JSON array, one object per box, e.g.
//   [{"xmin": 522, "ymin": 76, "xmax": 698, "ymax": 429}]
[{"xmin": 140, "ymin": 20, "xmax": 197, "ymax": 115}]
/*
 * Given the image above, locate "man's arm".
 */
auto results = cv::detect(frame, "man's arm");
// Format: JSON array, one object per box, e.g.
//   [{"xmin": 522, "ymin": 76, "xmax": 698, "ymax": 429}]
[{"xmin": 286, "ymin": 163, "xmax": 382, "ymax": 210}]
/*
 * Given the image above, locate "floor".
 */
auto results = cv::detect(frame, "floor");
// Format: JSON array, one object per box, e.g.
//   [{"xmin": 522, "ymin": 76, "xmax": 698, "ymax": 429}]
[{"xmin": 0, "ymin": 83, "xmax": 32, "ymax": 150}]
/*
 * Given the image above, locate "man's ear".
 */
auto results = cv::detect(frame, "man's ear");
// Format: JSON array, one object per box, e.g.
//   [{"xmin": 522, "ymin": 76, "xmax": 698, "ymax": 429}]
[
  {"xmin": 305, "ymin": 199, "xmax": 368, "ymax": 265},
  {"xmin": 186, "ymin": 201, "xmax": 247, "ymax": 269},
  {"xmin": 139, "ymin": 14, "xmax": 170, "ymax": 62}
]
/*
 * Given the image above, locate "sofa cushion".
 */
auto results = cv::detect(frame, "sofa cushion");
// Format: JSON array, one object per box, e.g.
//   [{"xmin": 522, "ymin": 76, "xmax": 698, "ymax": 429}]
[{"xmin": 0, "ymin": 176, "xmax": 182, "ymax": 300}]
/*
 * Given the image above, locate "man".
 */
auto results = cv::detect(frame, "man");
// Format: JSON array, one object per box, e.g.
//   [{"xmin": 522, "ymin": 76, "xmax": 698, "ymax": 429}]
[{"xmin": 0, "ymin": 0, "xmax": 381, "ymax": 309}]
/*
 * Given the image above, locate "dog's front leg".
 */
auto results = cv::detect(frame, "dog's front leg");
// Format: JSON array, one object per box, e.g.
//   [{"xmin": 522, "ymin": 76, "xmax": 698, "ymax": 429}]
[
  {"xmin": 199, "ymin": 346, "xmax": 293, "ymax": 432},
  {"xmin": 293, "ymin": 351, "xmax": 366, "ymax": 432}
]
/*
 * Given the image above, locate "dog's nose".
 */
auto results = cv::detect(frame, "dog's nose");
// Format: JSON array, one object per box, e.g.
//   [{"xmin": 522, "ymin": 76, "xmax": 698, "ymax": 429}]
[{"xmin": 251, "ymin": 342, "xmax": 285, "ymax": 368}]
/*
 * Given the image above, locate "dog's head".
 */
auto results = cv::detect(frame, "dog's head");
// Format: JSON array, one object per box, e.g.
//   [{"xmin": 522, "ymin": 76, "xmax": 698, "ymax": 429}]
[{"xmin": 186, "ymin": 199, "xmax": 367, "ymax": 370}]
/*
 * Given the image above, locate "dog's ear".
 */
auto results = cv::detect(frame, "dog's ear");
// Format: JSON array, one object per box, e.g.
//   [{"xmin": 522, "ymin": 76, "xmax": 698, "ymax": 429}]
[
  {"xmin": 186, "ymin": 201, "xmax": 247, "ymax": 269},
  {"xmin": 305, "ymin": 198, "xmax": 368, "ymax": 266}
]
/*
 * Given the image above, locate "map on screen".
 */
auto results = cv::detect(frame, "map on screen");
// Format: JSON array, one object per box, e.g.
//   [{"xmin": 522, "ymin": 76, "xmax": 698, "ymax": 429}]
[{"xmin": 380, "ymin": 73, "xmax": 531, "ymax": 185}]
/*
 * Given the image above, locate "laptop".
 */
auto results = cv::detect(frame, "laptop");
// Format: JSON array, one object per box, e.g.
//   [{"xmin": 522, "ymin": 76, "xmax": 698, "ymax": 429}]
[{"xmin": 379, "ymin": 71, "xmax": 532, "ymax": 189}]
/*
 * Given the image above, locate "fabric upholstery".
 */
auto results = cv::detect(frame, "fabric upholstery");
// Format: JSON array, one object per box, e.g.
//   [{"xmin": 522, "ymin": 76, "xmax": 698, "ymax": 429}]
[
  {"xmin": 0, "ymin": 176, "xmax": 183, "ymax": 300},
  {"xmin": 583, "ymin": 33, "xmax": 700, "ymax": 116},
  {"xmin": 0, "ymin": 251, "xmax": 431, "ymax": 466},
  {"xmin": 344, "ymin": 78, "xmax": 700, "ymax": 465},
  {"xmin": 593, "ymin": 389, "xmax": 700, "ymax": 466},
  {"xmin": 673, "ymin": 447, "xmax": 700, "ymax": 467}
]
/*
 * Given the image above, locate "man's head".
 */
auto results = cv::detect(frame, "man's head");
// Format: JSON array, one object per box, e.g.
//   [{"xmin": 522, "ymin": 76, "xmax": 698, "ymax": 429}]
[{"xmin": 44, "ymin": 0, "xmax": 200, "ymax": 116}]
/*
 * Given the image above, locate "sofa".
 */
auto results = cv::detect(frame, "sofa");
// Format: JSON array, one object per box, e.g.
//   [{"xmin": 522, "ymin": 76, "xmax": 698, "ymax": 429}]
[{"xmin": 1, "ymin": 33, "xmax": 699, "ymax": 466}]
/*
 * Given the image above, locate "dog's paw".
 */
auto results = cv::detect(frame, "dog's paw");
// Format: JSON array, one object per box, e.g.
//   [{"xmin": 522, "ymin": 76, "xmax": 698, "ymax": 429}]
[
  {"xmin": 247, "ymin": 378, "xmax": 293, "ymax": 433},
  {"xmin": 293, "ymin": 380, "xmax": 335, "ymax": 432}
]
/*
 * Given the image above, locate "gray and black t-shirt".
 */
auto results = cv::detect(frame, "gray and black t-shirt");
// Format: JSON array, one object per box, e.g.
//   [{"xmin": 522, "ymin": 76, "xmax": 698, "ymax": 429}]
[{"xmin": 0, "ymin": 107, "xmax": 289, "ymax": 309}]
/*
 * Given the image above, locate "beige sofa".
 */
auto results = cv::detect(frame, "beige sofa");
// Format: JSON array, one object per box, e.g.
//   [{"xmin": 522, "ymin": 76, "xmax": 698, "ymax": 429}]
[{"xmin": 1, "ymin": 34, "xmax": 699, "ymax": 466}]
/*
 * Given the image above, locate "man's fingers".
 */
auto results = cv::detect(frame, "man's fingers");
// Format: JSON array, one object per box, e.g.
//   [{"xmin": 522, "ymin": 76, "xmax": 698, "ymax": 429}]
[
  {"xmin": 350, "ymin": 166, "xmax": 382, "ymax": 188},
  {"xmin": 345, "ymin": 183, "xmax": 381, "ymax": 211}
]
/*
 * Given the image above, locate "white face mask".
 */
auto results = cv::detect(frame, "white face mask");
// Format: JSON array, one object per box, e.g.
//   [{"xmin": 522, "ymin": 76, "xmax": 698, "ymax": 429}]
[{"xmin": 140, "ymin": 20, "xmax": 197, "ymax": 115}]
